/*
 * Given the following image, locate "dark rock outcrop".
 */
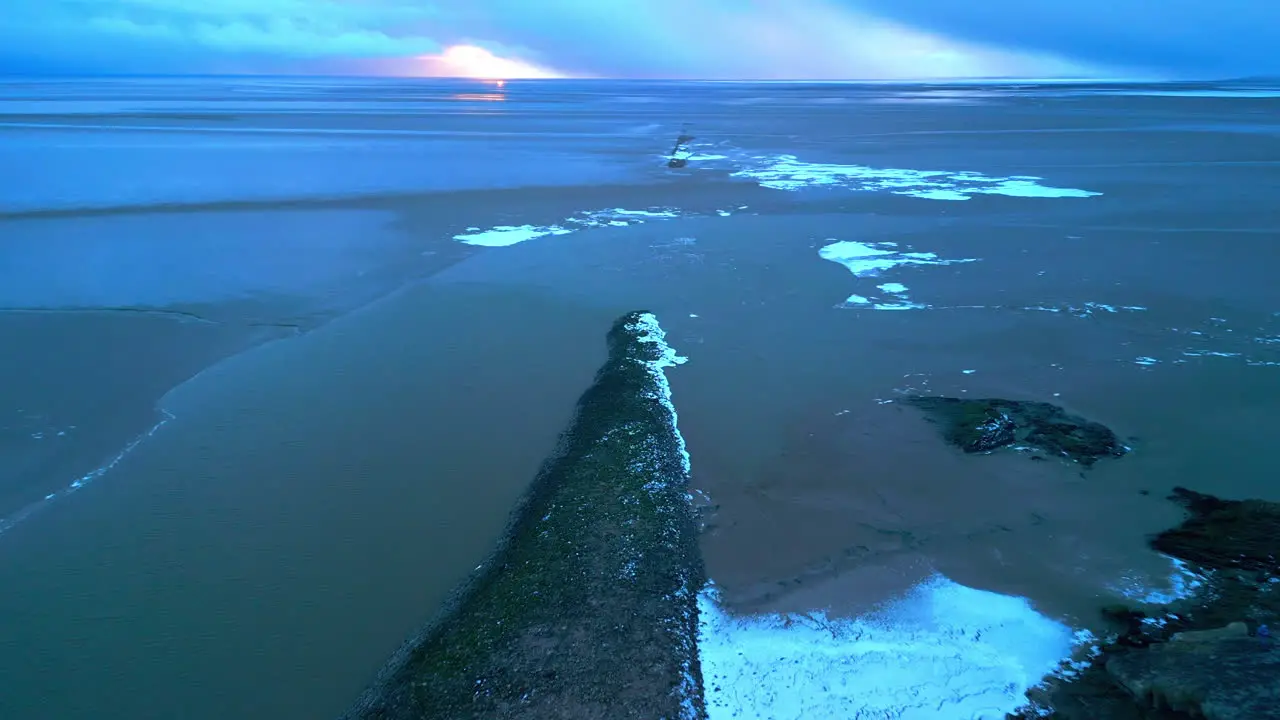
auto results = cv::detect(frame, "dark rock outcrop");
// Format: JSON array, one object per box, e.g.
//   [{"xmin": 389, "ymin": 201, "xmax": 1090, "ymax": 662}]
[
  {"xmin": 906, "ymin": 396, "xmax": 1127, "ymax": 466},
  {"xmin": 1152, "ymin": 487, "xmax": 1280, "ymax": 574},
  {"xmin": 1106, "ymin": 635, "xmax": 1280, "ymax": 720},
  {"xmin": 1013, "ymin": 488, "xmax": 1280, "ymax": 719},
  {"xmin": 341, "ymin": 312, "xmax": 704, "ymax": 720}
]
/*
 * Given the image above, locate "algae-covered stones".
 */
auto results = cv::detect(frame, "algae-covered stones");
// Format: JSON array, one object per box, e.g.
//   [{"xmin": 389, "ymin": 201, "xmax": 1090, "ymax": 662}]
[
  {"xmin": 342, "ymin": 312, "xmax": 704, "ymax": 720},
  {"xmin": 1153, "ymin": 487, "xmax": 1280, "ymax": 574},
  {"xmin": 905, "ymin": 396, "xmax": 1127, "ymax": 466}
]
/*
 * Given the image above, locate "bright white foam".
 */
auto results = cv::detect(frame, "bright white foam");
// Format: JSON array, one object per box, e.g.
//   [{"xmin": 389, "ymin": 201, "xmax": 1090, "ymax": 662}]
[
  {"xmin": 455, "ymin": 207, "xmax": 685, "ymax": 247},
  {"xmin": 1111, "ymin": 556, "xmax": 1207, "ymax": 606},
  {"xmin": 820, "ymin": 241, "xmax": 975, "ymax": 311},
  {"xmin": 818, "ymin": 240, "xmax": 898, "ymax": 275},
  {"xmin": 697, "ymin": 575, "xmax": 1075, "ymax": 719},
  {"xmin": 608, "ymin": 208, "xmax": 679, "ymax": 218},
  {"xmin": 453, "ymin": 224, "xmax": 573, "ymax": 247},
  {"xmin": 626, "ymin": 313, "xmax": 690, "ymax": 475},
  {"xmin": 970, "ymin": 179, "xmax": 1099, "ymax": 199},
  {"xmin": 733, "ymin": 155, "xmax": 1101, "ymax": 200},
  {"xmin": 668, "ymin": 147, "xmax": 730, "ymax": 164},
  {"xmin": 819, "ymin": 241, "xmax": 976, "ymax": 277},
  {"xmin": 872, "ymin": 301, "xmax": 929, "ymax": 311}
]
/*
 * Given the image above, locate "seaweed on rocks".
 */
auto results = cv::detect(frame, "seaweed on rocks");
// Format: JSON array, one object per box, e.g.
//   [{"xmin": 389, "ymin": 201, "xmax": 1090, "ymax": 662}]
[
  {"xmin": 1013, "ymin": 488, "xmax": 1280, "ymax": 720},
  {"xmin": 1152, "ymin": 488, "xmax": 1280, "ymax": 574},
  {"xmin": 341, "ymin": 312, "xmax": 705, "ymax": 720},
  {"xmin": 906, "ymin": 396, "xmax": 1127, "ymax": 466}
]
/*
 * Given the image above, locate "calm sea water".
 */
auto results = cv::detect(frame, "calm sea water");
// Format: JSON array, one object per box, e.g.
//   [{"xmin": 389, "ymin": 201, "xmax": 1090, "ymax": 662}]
[{"xmin": 0, "ymin": 77, "xmax": 1277, "ymax": 719}]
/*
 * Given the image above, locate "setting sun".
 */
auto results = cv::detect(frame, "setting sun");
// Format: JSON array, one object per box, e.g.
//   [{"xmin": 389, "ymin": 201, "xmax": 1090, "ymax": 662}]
[{"xmin": 419, "ymin": 45, "xmax": 565, "ymax": 79}]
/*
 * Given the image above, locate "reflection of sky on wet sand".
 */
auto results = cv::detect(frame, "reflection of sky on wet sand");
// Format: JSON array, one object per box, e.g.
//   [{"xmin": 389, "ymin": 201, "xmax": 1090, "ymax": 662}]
[{"xmin": 0, "ymin": 210, "xmax": 403, "ymax": 309}]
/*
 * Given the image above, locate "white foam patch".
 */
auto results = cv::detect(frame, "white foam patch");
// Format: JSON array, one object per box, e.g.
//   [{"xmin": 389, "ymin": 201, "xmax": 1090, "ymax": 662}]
[
  {"xmin": 1111, "ymin": 557, "xmax": 1207, "ymax": 606},
  {"xmin": 1025, "ymin": 302, "xmax": 1147, "ymax": 318},
  {"xmin": 821, "ymin": 241, "xmax": 975, "ymax": 311},
  {"xmin": 872, "ymin": 301, "xmax": 929, "ymax": 311},
  {"xmin": 697, "ymin": 575, "xmax": 1075, "ymax": 719},
  {"xmin": 668, "ymin": 145, "xmax": 731, "ymax": 165},
  {"xmin": 455, "ymin": 207, "xmax": 685, "ymax": 247},
  {"xmin": 608, "ymin": 208, "xmax": 679, "ymax": 218},
  {"xmin": 734, "ymin": 155, "xmax": 1101, "ymax": 200},
  {"xmin": 453, "ymin": 224, "xmax": 574, "ymax": 247},
  {"xmin": 819, "ymin": 240, "xmax": 976, "ymax": 278},
  {"xmin": 626, "ymin": 313, "xmax": 690, "ymax": 476},
  {"xmin": 1133, "ymin": 357, "xmax": 1160, "ymax": 366}
]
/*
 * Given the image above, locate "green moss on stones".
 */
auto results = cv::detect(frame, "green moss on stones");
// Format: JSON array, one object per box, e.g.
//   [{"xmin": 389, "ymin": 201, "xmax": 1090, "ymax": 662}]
[
  {"xmin": 906, "ymin": 396, "xmax": 1127, "ymax": 466},
  {"xmin": 1152, "ymin": 488, "xmax": 1280, "ymax": 574},
  {"xmin": 343, "ymin": 312, "xmax": 705, "ymax": 720}
]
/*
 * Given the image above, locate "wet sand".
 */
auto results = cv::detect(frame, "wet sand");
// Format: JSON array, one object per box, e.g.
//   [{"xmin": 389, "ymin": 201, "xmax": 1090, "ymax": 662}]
[
  {"xmin": 0, "ymin": 309, "xmax": 272, "ymax": 525},
  {"xmin": 0, "ymin": 283, "xmax": 613, "ymax": 720},
  {"xmin": 0, "ymin": 77, "xmax": 1277, "ymax": 718}
]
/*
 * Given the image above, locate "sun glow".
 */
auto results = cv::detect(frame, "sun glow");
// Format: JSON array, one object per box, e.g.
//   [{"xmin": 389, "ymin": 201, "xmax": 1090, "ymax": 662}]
[{"xmin": 419, "ymin": 45, "xmax": 564, "ymax": 79}]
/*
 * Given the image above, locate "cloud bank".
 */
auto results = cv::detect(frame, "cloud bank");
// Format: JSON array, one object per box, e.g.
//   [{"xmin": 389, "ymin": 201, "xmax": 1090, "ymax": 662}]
[{"xmin": 1, "ymin": 0, "xmax": 1276, "ymax": 79}]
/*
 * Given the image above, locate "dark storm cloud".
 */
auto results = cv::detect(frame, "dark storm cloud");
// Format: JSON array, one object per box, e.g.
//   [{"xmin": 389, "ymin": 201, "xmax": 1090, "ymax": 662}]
[{"xmin": 844, "ymin": 0, "xmax": 1280, "ymax": 78}]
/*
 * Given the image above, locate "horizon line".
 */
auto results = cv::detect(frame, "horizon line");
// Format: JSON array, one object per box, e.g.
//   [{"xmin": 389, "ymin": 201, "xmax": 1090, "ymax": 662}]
[{"xmin": 4, "ymin": 72, "xmax": 1269, "ymax": 84}]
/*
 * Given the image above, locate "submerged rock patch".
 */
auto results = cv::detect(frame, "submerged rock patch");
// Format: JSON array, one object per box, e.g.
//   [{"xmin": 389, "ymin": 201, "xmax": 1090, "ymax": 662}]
[
  {"xmin": 1152, "ymin": 488, "xmax": 1280, "ymax": 574},
  {"xmin": 905, "ymin": 396, "xmax": 1127, "ymax": 466}
]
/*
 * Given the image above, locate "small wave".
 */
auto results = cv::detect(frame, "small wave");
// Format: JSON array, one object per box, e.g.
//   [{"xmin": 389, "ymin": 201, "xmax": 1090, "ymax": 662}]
[
  {"xmin": 1110, "ymin": 556, "xmax": 1208, "ymax": 605},
  {"xmin": 0, "ymin": 409, "xmax": 174, "ymax": 537}
]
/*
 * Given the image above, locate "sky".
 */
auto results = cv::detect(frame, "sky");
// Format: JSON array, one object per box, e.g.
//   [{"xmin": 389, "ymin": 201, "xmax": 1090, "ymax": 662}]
[{"xmin": 1, "ymin": 0, "xmax": 1277, "ymax": 80}]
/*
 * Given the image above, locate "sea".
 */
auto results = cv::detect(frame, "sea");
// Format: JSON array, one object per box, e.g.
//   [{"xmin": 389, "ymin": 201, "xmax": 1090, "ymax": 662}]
[{"xmin": 0, "ymin": 76, "xmax": 1278, "ymax": 719}]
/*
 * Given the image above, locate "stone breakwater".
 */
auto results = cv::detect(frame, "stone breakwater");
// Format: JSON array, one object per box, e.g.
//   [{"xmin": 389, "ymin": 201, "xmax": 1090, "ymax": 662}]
[{"xmin": 341, "ymin": 312, "xmax": 705, "ymax": 720}]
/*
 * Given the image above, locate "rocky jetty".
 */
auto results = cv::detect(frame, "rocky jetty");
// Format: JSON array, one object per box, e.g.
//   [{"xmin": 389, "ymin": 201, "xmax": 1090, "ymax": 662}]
[
  {"xmin": 341, "ymin": 312, "xmax": 705, "ymax": 720},
  {"xmin": 1015, "ymin": 488, "xmax": 1280, "ymax": 719},
  {"xmin": 906, "ymin": 396, "xmax": 1128, "ymax": 466}
]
